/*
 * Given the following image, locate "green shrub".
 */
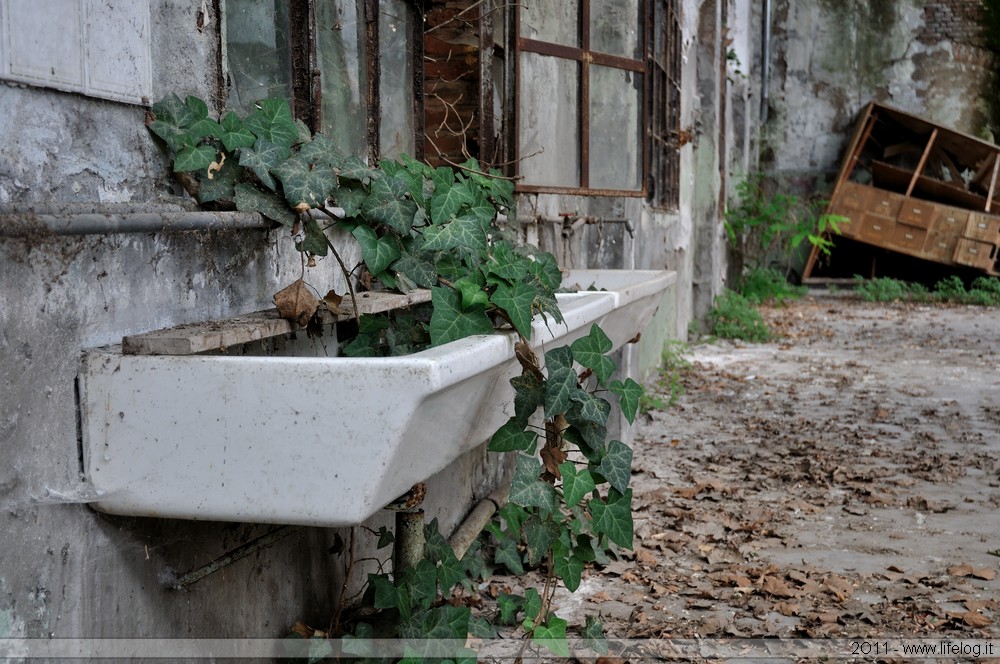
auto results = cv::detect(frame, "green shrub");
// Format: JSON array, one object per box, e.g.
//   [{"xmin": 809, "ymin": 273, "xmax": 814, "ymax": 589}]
[
  {"xmin": 709, "ymin": 290, "xmax": 772, "ymax": 342},
  {"xmin": 856, "ymin": 277, "xmax": 926, "ymax": 302},
  {"xmin": 740, "ymin": 267, "xmax": 807, "ymax": 304}
]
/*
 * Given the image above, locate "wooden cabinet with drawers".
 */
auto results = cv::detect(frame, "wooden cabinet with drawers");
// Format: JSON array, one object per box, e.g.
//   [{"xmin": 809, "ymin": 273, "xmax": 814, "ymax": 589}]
[{"xmin": 805, "ymin": 102, "xmax": 1000, "ymax": 280}]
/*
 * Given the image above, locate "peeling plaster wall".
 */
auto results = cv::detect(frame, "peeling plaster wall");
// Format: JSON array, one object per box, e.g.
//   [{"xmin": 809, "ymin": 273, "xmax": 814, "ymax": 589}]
[
  {"xmin": 0, "ymin": 0, "xmax": 505, "ymax": 648},
  {"xmin": 764, "ymin": 0, "xmax": 992, "ymax": 184},
  {"xmin": 522, "ymin": 0, "xmax": 759, "ymax": 347}
]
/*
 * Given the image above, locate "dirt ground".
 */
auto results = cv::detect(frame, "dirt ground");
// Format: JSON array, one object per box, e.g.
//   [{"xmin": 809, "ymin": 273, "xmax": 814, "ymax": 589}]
[{"xmin": 484, "ymin": 292, "xmax": 1000, "ymax": 661}]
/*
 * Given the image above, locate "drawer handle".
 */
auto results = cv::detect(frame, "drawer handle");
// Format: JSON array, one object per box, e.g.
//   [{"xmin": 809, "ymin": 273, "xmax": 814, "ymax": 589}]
[
  {"xmin": 912, "ymin": 209, "xmax": 921, "ymax": 215},
  {"xmin": 904, "ymin": 233, "xmax": 914, "ymax": 240},
  {"xmin": 873, "ymin": 224, "xmax": 881, "ymax": 231}
]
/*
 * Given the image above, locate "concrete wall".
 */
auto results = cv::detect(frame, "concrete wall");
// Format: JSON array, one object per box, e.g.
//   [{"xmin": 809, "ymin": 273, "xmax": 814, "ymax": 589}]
[
  {"xmin": 763, "ymin": 0, "xmax": 992, "ymax": 186},
  {"xmin": 0, "ymin": 0, "xmax": 760, "ymax": 650},
  {"xmin": 0, "ymin": 0, "xmax": 508, "ymax": 648}
]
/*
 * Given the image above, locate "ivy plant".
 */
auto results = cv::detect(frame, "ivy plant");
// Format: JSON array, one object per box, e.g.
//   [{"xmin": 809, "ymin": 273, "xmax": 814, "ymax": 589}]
[
  {"xmin": 146, "ymin": 93, "xmax": 562, "ymax": 348},
  {"xmin": 148, "ymin": 94, "xmax": 643, "ymax": 659}
]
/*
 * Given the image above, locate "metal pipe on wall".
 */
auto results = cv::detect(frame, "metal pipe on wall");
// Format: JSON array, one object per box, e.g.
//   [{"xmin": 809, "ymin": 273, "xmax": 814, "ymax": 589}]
[
  {"xmin": 0, "ymin": 209, "xmax": 272, "ymax": 237},
  {"xmin": 761, "ymin": 0, "xmax": 771, "ymax": 125}
]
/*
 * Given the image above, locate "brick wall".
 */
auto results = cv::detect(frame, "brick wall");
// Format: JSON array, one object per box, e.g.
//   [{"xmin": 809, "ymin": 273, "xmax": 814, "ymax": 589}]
[
  {"xmin": 423, "ymin": 0, "xmax": 482, "ymax": 167},
  {"xmin": 918, "ymin": 0, "xmax": 986, "ymax": 46}
]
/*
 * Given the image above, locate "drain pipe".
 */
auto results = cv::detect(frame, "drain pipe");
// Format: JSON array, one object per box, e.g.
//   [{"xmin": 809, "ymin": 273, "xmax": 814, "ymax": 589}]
[
  {"xmin": 0, "ymin": 207, "xmax": 272, "ymax": 237},
  {"xmin": 448, "ymin": 484, "xmax": 509, "ymax": 560},
  {"xmin": 761, "ymin": 0, "xmax": 771, "ymax": 125}
]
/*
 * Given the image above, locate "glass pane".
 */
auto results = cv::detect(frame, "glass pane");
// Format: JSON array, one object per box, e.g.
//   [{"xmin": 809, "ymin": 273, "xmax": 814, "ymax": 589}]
[
  {"xmin": 518, "ymin": 52, "xmax": 579, "ymax": 187},
  {"xmin": 225, "ymin": 0, "xmax": 292, "ymax": 112},
  {"xmin": 521, "ymin": 0, "xmax": 578, "ymax": 47},
  {"xmin": 590, "ymin": 0, "xmax": 642, "ymax": 59},
  {"xmin": 317, "ymin": 0, "xmax": 368, "ymax": 160},
  {"xmin": 379, "ymin": 0, "xmax": 414, "ymax": 158},
  {"xmin": 589, "ymin": 65, "xmax": 642, "ymax": 190}
]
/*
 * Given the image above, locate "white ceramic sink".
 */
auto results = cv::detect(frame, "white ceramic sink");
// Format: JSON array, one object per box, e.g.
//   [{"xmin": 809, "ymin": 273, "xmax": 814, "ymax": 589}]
[{"xmin": 77, "ymin": 269, "xmax": 675, "ymax": 526}]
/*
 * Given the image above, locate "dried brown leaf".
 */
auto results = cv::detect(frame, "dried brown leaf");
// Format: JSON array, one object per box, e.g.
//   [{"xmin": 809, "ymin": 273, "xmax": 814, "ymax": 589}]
[
  {"xmin": 274, "ymin": 279, "xmax": 319, "ymax": 326},
  {"xmin": 760, "ymin": 575, "xmax": 798, "ymax": 598}
]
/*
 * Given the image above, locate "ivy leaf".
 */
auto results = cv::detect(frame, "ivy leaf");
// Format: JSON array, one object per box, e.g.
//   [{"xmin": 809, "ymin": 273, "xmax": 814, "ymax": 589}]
[
  {"xmin": 371, "ymin": 573, "xmax": 399, "ymax": 610},
  {"xmin": 528, "ymin": 251, "xmax": 563, "ymax": 291},
  {"xmin": 509, "ymin": 454, "xmax": 557, "ymax": 513},
  {"xmin": 468, "ymin": 614, "xmax": 499, "ymax": 639},
  {"xmin": 597, "ymin": 440, "xmax": 633, "ymax": 494},
  {"xmin": 184, "ymin": 94, "xmax": 209, "ymax": 120},
  {"xmin": 494, "ymin": 539, "xmax": 524, "ymax": 576},
  {"xmin": 532, "ymin": 616, "xmax": 569, "ymax": 658},
  {"xmin": 148, "ymin": 120, "xmax": 197, "ymax": 152},
  {"xmin": 489, "ymin": 170, "xmax": 515, "ymax": 207},
  {"xmin": 244, "ymin": 98, "xmax": 299, "ymax": 149},
  {"xmin": 428, "ymin": 286, "xmax": 494, "ymax": 346},
  {"xmin": 390, "ymin": 251, "xmax": 437, "ymax": 289},
  {"xmin": 334, "ymin": 183, "xmax": 368, "ymax": 218},
  {"xmin": 511, "ymin": 372, "xmax": 545, "ymax": 428},
  {"xmin": 545, "ymin": 366, "xmax": 581, "ymax": 418},
  {"xmin": 455, "ymin": 277, "xmax": 490, "ymax": 310},
  {"xmin": 571, "ymin": 325, "xmax": 616, "ymax": 386},
  {"xmin": 462, "ymin": 192, "xmax": 498, "ymax": 226},
  {"xmin": 297, "ymin": 217, "xmax": 329, "ymax": 256},
  {"xmin": 297, "ymin": 133, "xmax": 345, "ymax": 170},
  {"xmin": 151, "ymin": 93, "xmax": 197, "ymax": 127},
  {"xmin": 423, "ymin": 521, "xmax": 465, "ymax": 593},
  {"xmin": 609, "ymin": 377, "xmax": 644, "ymax": 424},
  {"xmin": 583, "ymin": 615, "xmax": 610, "ymax": 654},
  {"xmin": 273, "ymin": 154, "xmax": 339, "ymax": 208},
  {"xmin": 522, "ymin": 588, "xmax": 542, "ymax": 622},
  {"xmin": 173, "ymin": 145, "xmax": 217, "ymax": 173},
  {"xmin": 399, "ymin": 558, "xmax": 439, "ymax": 610},
  {"xmin": 553, "ymin": 549, "xmax": 586, "ymax": 592},
  {"xmin": 491, "ymin": 281, "xmax": 537, "ymax": 338},
  {"xmin": 362, "ymin": 175, "xmax": 417, "ymax": 234},
  {"xmin": 485, "ymin": 241, "xmax": 525, "ymax": 281},
  {"xmin": 338, "ymin": 154, "xmax": 374, "ymax": 185},
  {"xmin": 558, "ymin": 462, "xmax": 596, "ymax": 507},
  {"xmin": 564, "ymin": 398, "xmax": 609, "ymax": 460},
  {"xmin": 489, "ymin": 418, "xmax": 537, "ymax": 453},
  {"xmin": 219, "ymin": 111, "xmax": 257, "ymax": 151},
  {"xmin": 496, "ymin": 593, "xmax": 523, "ymax": 624},
  {"xmin": 234, "ymin": 183, "xmax": 297, "ymax": 226},
  {"xmin": 197, "ymin": 154, "xmax": 239, "ymax": 203},
  {"xmin": 420, "ymin": 214, "xmax": 489, "ymax": 253},
  {"xmin": 569, "ymin": 391, "xmax": 610, "ymax": 426},
  {"xmin": 430, "ymin": 175, "xmax": 476, "ymax": 224},
  {"xmin": 238, "ymin": 138, "xmax": 290, "ymax": 191},
  {"xmin": 188, "ymin": 117, "xmax": 222, "ymax": 142},
  {"xmin": 352, "ymin": 225, "xmax": 402, "ymax": 276},
  {"xmin": 523, "ymin": 516, "xmax": 560, "ymax": 566},
  {"xmin": 376, "ymin": 525, "xmax": 394, "ymax": 549},
  {"xmin": 591, "ymin": 488, "xmax": 634, "ymax": 549},
  {"xmin": 544, "ymin": 345, "xmax": 574, "ymax": 373}
]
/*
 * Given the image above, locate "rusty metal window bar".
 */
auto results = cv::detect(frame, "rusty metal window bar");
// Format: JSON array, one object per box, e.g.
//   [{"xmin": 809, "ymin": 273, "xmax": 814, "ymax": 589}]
[
  {"xmin": 515, "ymin": 0, "xmax": 648, "ymax": 197},
  {"xmin": 222, "ymin": 0, "xmax": 423, "ymax": 163},
  {"xmin": 647, "ymin": 0, "xmax": 681, "ymax": 210}
]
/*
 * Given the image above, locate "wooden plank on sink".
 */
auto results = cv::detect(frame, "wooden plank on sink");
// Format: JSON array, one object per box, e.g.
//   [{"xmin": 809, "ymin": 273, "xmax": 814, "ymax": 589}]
[{"xmin": 122, "ymin": 289, "xmax": 432, "ymax": 355}]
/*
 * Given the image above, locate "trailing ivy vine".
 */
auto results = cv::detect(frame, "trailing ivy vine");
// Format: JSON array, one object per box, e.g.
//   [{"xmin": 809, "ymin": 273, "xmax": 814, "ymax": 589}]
[{"xmin": 147, "ymin": 94, "xmax": 643, "ymax": 660}]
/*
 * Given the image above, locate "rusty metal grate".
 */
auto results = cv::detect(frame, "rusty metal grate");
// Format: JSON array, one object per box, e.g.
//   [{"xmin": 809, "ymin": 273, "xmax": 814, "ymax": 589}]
[{"xmin": 647, "ymin": 0, "xmax": 681, "ymax": 210}]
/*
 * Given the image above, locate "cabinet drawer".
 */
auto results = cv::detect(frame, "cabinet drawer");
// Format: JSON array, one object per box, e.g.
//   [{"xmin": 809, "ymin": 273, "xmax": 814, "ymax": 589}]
[
  {"xmin": 897, "ymin": 200, "xmax": 935, "ymax": 228},
  {"xmin": 890, "ymin": 224, "xmax": 927, "ymax": 251},
  {"xmin": 934, "ymin": 208, "xmax": 969, "ymax": 233},
  {"xmin": 953, "ymin": 237, "xmax": 996, "ymax": 270},
  {"xmin": 869, "ymin": 191, "xmax": 903, "ymax": 218},
  {"xmin": 859, "ymin": 215, "xmax": 895, "ymax": 244},
  {"xmin": 837, "ymin": 182, "xmax": 869, "ymax": 210},
  {"xmin": 922, "ymin": 231, "xmax": 958, "ymax": 261},
  {"xmin": 964, "ymin": 213, "xmax": 1000, "ymax": 242}
]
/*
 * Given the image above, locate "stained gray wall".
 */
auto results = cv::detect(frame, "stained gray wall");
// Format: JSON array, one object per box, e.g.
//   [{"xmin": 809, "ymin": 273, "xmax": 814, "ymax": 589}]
[
  {"xmin": 0, "ymin": 0, "xmax": 505, "ymax": 649},
  {"xmin": 763, "ymin": 0, "xmax": 992, "ymax": 184}
]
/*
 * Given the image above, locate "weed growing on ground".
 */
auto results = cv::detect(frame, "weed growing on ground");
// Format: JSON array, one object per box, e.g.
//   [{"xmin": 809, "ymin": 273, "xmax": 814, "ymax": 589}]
[
  {"xmin": 641, "ymin": 341, "xmax": 691, "ymax": 412},
  {"xmin": 740, "ymin": 267, "xmax": 807, "ymax": 305},
  {"xmin": 708, "ymin": 290, "xmax": 772, "ymax": 342},
  {"xmin": 855, "ymin": 275, "xmax": 1000, "ymax": 306}
]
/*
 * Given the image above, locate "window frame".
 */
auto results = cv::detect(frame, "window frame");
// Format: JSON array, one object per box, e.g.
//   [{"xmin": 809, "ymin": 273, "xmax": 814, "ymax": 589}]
[
  {"xmin": 513, "ymin": 0, "xmax": 649, "ymax": 197},
  {"xmin": 223, "ymin": 0, "xmax": 424, "ymax": 165},
  {"xmin": 646, "ymin": 0, "xmax": 682, "ymax": 210}
]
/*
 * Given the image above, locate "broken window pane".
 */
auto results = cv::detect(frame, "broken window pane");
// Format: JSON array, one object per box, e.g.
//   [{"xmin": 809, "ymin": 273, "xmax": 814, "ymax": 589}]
[
  {"xmin": 317, "ymin": 0, "xmax": 368, "ymax": 160},
  {"xmin": 379, "ymin": 0, "xmax": 414, "ymax": 159},
  {"xmin": 521, "ymin": 0, "xmax": 578, "ymax": 47},
  {"xmin": 589, "ymin": 64, "xmax": 642, "ymax": 190},
  {"xmin": 225, "ymin": 0, "xmax": 292, "ymax": 113},
  {"xmin": 518, "ymin": 52, "xmax": 580, "ymax": 187},
  {"xmin": 590, "ymin": 0, "xmax": 642, "ymax": 60}
]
